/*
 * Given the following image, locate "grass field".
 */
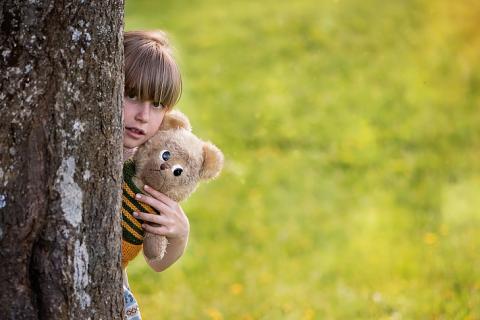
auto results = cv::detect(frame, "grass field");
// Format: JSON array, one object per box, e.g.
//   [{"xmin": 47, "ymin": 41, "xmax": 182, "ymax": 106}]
[{"xmin": 125, "ymin": 0, "xmax": 480, "ymax": 318}]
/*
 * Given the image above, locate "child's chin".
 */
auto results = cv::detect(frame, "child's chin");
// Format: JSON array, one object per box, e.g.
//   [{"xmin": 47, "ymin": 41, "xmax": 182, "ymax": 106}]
[{"xmin": 123, "ymin": 136, "xmax": 145, "ymax": 148}]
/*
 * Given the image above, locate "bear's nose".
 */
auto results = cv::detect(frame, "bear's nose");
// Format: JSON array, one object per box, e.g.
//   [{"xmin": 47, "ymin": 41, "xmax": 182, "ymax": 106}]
[{"xmin": 160, "ymin": 163, "xmax": 170, "ymax": 170}]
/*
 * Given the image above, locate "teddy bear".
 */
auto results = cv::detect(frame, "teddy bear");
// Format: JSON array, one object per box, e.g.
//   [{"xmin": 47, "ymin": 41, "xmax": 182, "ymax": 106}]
[{"xmin": 121, "ymin": 110, "xmax": 224, "ymax": 267}]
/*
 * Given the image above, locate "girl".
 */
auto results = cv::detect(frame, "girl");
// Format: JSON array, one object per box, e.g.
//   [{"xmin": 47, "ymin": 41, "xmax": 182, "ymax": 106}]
[{"xmin": 122, "ymin": 30, "xmax": 189, "ymax": 319}]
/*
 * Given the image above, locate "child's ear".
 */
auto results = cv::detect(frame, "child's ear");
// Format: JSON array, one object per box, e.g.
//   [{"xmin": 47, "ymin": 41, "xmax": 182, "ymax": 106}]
[
  {"xmin": 160, "ymin": 110, "xmax": 191, "ymax": 131},
  {"xmin": 200, "ymin": 142, "xmax": 224, "ymax": 180}
]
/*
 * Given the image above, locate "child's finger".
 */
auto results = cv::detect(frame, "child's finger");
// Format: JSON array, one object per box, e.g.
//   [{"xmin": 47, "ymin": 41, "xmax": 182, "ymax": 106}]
[
  {"xmin": 135, "ymin": 193, "xmax": 172, "ymax": 214},
  {"xmin": 133, "ymin": 211, "xmax": 170, "ymax": 225},
  {"xmin": 142, "ymin": 223, "xmax": 169, "ymax": 236},
  {"xmin": 143, "ymin": 184, "xmax": 177, "ymax": 208}
]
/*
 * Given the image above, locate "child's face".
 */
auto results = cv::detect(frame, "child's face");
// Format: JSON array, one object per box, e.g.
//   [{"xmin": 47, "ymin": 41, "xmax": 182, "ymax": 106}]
[{"xmin": 123, "ymin": 95, "xmax": 167, "ymax": 148}]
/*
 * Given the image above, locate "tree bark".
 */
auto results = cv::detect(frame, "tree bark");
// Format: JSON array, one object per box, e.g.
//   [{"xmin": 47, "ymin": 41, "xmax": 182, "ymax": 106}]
[{"xmin": 0, "ymin": 1, "xmax": 124, "ymax": 319}]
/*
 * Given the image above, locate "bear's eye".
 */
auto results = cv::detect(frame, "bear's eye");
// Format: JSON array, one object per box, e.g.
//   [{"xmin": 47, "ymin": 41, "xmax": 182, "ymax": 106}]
[
  {"xmin": 160, "ymin": 150, "xmax": 171, "ymax": 161},
  {"xmin": 172, "ymin": 165, "xmax": 183, "ymax": 177}
]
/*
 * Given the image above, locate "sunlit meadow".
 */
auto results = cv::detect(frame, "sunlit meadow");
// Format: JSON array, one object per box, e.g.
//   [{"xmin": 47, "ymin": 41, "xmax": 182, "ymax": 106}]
[{"xmin": 125, "ymin": 0, "xmax": 480, "ymax": 318}]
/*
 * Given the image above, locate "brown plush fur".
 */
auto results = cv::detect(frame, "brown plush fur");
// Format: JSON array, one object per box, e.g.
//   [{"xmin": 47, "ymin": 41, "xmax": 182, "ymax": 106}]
[{"xmin": 132, "ymin": 110, "xmax": 224, "ymax": 262}]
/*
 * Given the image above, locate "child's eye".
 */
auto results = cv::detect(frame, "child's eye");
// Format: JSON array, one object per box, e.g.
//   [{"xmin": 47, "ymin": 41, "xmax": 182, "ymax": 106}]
[
  {"xmin": 126, "ymin": 93, "xmax": 138, "ymax": 100},
  {"xmin": 152, "ymin": 101, "xmax": 164, "ymax": 109},
  {"xmin": 172, "ymin": 165, "xmax": 183, "ymax": 177}
]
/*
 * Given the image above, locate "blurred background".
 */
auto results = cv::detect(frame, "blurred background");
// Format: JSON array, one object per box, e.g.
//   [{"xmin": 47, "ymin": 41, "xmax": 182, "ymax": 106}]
[{"xmin": 125, "ymin": 0, "xmax": 480, "ymax": 318}]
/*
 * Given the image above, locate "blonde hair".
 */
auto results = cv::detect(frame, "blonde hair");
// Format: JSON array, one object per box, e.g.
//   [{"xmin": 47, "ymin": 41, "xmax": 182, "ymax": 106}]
[{"xmin": 124, "ymin": 30, "xmax": 182, "ymax": 109}]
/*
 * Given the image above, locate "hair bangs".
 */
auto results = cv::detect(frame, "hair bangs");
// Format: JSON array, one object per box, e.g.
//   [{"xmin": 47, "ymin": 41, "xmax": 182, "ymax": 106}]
[{"xmin": 125, "ymin": 38, "xmax": 182, "ymax": 109}]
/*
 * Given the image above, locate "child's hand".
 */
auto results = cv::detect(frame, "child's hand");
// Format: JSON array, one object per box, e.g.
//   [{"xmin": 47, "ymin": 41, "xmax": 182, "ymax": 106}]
[
  {"xmin": 134, "ymin": 184, "xmax": 190, "ymax": 244},
  {"xmin": 133, "ymin": 184, "xmax": 190, "ymax": 272}
]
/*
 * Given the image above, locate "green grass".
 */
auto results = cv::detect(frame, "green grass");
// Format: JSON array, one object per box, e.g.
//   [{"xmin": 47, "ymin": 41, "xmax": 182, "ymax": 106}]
[{"xmin": 125, "ymin": 0, "xmax": 480, "ymax": 318}]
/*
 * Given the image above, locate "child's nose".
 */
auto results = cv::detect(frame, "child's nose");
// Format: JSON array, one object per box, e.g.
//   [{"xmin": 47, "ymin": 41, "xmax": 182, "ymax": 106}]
[{"xmin": 135, "ymin": 102, "xmax": 150, "ymax": 122}]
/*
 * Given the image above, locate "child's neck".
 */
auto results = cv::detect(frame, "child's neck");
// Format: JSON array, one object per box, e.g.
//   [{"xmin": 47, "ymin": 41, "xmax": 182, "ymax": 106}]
[
  {"xmin": 123, "ymin": 146, "xmax": 137, "ymax": 163},
  {"xmin": 123, "ymin": 158, "xmax": 146, "ymax": 192}
]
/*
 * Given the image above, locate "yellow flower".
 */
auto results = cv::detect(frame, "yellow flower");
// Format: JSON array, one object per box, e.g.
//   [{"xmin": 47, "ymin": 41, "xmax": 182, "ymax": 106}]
[
  {"xmin": 424, "ymin": 232, "xmax": 438, "ymax": 245},
  {"xmin": 230, "ymin": 283, "xmax": 244, "ymax": 295}
]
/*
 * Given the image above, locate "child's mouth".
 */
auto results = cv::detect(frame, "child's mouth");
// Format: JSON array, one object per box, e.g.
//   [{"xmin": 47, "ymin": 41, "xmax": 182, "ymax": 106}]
[{"xmin": 126, "ymin": 127, "xmax": 146, "ymax": 138}]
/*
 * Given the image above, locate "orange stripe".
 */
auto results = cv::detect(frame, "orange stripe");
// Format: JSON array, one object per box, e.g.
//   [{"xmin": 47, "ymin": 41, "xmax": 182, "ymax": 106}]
[
  {"xmin": 123, "ymin": 182, "xmax": 156, "ymax": 214},
  {"xmin": 122, "ymin": 220, "xmax": 143, "ymax": 241},
  {"xmin": 123, "ymin": 181, "xmax": 137, "ymax": 197},
  {"xmin": 122, "ymin": 195, "xmax": 143, "ymax": 217},
  {"xmin": 121, "ymin": 206, "xmax": 142, "ymax": 229}
]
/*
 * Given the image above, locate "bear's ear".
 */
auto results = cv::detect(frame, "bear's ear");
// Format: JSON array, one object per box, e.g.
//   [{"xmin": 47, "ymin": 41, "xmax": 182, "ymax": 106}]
[
  {"xmin": 159, "ymin": 110, "xmax": 191, "ymax": 131},
  {"xmin": 200, "ymin": 142, "xmax": 224, "ymax": 180}
]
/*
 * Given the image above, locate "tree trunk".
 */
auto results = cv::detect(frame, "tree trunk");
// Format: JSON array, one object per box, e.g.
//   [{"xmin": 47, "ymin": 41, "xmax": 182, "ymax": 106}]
[{"xmin": 0, "ymin": 1, "xmax": 124, "ymax": 319}]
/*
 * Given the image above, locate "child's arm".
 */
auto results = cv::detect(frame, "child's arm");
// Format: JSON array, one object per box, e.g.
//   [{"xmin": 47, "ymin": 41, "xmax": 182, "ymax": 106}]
[{"xmin": 134, "ymin": 184, "xmax": 190, "ymax": 272}]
